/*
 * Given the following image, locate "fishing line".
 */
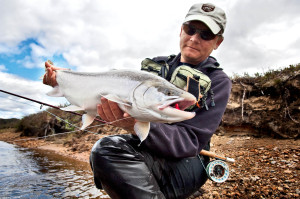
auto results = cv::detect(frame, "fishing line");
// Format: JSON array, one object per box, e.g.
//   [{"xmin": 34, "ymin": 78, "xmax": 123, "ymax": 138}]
[
  {"xmin": 0, "ymin": 96, "xmax": 84, "ymax": 142},
  {"xmin": 0, "ymin": 95, "xmax": 41, "ymax": 111},
  {"xmin": 0, "ymin": 89, "xmax": 106, "ymax": 123},
  {"xmin": 86, "ymin": 116, "xmax": 134, "ymax": 129},
  {"xmin": 11, "ymin": 114, "xmax": 133, "ymax": 143},
  {"xmin": 2, "ymin": 95, "xmax": 133, "ymax": 142},
  {"xmin": 42, "ymin": 107, "xmax": 96, "ymax": 134},
  {"xmin": 1, "ymin": 95, "xmax": 95, "ymax": 136},
  {"xmin": 43, "ymin": 106, "xmax": 134, "ymax": 134},
  {"xmin": 12, "ymin": 129, "xmax": 82, "ymax": 142},
  {"xmin": 2, "ymin": 89, "xmax": 234, "ymax": 183},
  {"xmin": 3, "ymin": 97, "xmax": 87, "ymax": 134}
]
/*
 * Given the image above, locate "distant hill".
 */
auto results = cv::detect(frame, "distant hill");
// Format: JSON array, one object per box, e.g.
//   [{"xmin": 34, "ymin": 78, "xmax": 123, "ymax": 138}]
[{"xmin": 0, "ymin": 118, "xmax": 20, "ymax": 129}]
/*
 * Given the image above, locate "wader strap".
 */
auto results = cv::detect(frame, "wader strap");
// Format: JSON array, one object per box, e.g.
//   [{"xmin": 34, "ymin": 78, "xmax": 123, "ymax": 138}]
[{"xmin": 187, "ymin": 76, "xmax": 202, "ymax": 102}]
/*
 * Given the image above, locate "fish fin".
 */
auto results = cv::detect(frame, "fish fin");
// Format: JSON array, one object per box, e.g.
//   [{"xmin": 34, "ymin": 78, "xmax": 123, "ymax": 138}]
[
  {"xmin": 47, "ymin": 86, "xmax": 64, "ymax": 97},
  {"xmin": 102, "ymin": 94, "xmax": 132, "ymax": 107},
  {"xmin": 80, "ymin": 114, "xmax": 95, "ymax": 130},
  {"xmin": 61, "ymin": 105, "xmax": 84, "ymax": 112},
  {"xmin": 134, "ymin": 121, "xmax": 150, "ymax": 142}
]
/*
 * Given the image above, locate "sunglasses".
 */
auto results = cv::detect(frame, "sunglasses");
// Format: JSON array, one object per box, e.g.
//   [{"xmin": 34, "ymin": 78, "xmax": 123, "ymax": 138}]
[{"xmin": 182, "ymin": 22, "xmax": 221, "ymax": 41}]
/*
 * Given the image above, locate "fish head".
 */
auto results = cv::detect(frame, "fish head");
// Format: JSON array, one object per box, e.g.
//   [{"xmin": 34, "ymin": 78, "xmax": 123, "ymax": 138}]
[{"xmin": 133, "ymin": 80, "xmax": 197, "ymax": 123}]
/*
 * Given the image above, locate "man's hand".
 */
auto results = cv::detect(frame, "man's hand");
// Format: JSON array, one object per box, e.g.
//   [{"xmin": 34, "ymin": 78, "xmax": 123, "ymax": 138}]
[
  {"xmin": 97, "ymin": 97, "xmax": 136, "ymax": 133},
  {"xmin": 42, "ymin": 61, "xmax": 68, "ymax": 87}
]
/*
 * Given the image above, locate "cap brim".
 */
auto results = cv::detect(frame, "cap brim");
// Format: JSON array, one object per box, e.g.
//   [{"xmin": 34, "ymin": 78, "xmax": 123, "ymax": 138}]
[{"xmin": 183, "ymin": 15, "xmax": 221, "ymax": 34}]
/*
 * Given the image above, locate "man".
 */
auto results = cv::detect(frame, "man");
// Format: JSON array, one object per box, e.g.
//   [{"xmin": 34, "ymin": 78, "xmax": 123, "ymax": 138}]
[
  {"xmin": 91, "ymin": 3, "xmax": 231, "ymax": 199},
  {"xmin": 44, "ymin": 3, "xmax": 231, "ymax": 199}
]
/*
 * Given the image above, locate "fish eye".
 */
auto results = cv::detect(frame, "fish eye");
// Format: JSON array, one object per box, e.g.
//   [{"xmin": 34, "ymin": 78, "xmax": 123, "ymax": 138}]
[
  {"xmin": 166, "ymin": 90, "xmax": 174, "ymax": 96},
  {"xmin": 157, "ymin": 87, "xmax": 175, "ymax": 96}
]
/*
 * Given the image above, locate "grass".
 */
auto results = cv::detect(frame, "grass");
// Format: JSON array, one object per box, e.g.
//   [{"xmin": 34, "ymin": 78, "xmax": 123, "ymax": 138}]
[{"xmin": 231, "ymin": 63, "xmax": 300, "ymax": 87}]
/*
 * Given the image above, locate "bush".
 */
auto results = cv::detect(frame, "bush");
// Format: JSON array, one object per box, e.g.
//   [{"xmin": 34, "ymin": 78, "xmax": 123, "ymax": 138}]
[
  {"xmin": 16, "ymin": 107, "xmax": 82, "ymax": 137},
  {"xmin": 0, "ymin": 118, "xmax": 20, "ymax": 129}
]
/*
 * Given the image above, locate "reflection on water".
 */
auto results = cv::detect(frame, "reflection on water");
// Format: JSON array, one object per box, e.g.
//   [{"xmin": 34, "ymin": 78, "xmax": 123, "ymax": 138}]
[{"xmin": 0, "ymin": 141, "xmax": 110, "ymax": 199}]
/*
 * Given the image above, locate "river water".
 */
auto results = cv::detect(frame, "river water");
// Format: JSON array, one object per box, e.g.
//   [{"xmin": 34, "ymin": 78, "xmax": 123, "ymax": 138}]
[{"xmin": 0, "ymin": 141, "xmax": 109, "ymax": 199}]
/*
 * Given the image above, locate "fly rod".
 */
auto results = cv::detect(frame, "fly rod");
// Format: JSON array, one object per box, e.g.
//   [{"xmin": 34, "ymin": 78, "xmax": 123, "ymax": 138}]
[
  {"xmin": 1, "ymin": 89, "xmax": 235, "ymax": 163},
  {"xmin": 0, "ymin": 89, "xmax": 106, "ymax": 123}
]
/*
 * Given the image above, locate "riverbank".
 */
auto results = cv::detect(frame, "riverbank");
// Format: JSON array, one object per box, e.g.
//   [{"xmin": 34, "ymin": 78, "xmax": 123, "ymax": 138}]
[
  {"xmin": 0, "ymin": 129, "xmax": 102, "ymax": 163},
  {"xmin": 0, "ymin": 128, "xmax": 299, "ymax": 198},
  {"xmin": 0, "ymin": 136, "xmax": 104, "ymax": 198}
]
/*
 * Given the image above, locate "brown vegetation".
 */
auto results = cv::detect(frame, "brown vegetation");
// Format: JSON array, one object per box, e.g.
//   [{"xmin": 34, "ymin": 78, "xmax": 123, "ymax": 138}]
[{"xmin": 0, "ymin": 118, "xmax": 19, "ymax": 129}]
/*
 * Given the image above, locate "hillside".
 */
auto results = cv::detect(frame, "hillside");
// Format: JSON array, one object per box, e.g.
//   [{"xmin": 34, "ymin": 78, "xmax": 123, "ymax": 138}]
[{"xmin": 221, "ymin": 64, "xmax": 300, "ymax": 138}]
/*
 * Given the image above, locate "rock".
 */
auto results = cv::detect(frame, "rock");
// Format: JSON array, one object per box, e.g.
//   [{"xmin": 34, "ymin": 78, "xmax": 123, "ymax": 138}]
[
  {"xmin": 212, "ymin": 191, "xmax": 220, "ymax": 199},
  {"xmin": 243, "ymin": 177, "xmax": 250, "ymax": 183},
  {"xmin": 278, "ymin": 187, "xmax": 284, "ymax": 192},
  {"xmin": 284, "ymin": 170, "xmax": 293, "ymax": 174},
  {"xmin": 250, "ymin": 176, "xmax": 260, "ymax": 182},
  {"xmin": 271, "ymin": 161, "xmax": 277, "ymax": 164}
]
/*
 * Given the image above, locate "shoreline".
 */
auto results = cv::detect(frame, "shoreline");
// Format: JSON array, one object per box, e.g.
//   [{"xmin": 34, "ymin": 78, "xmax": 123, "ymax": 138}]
[
  {"xmin": 1, "ymin": 128, "xmax": 299, "ymax": 198},
  {"xmin": 0, "ymin": 129, "xmax": 95, "ymax": 163}
]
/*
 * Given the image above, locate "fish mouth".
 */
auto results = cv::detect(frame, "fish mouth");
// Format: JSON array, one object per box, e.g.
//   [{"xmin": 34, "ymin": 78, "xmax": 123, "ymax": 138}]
[
  {"xmin": 158, "ymin": 97, "xmax": 196, "ymax": 111},
  {"xmin": 157, "ymin": 97, "xmax": 197, "ymax": 121}
]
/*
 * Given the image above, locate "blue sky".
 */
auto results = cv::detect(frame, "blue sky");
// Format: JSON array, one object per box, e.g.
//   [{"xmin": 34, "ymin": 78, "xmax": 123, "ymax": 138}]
[
  {"xmin": 0, "ymin": 0, "xmax": 300, "ymax": 119},
  {"xmin": 0, "ymin": 38, "xmax": 73, "ymax": 80},
  {"xmin": 0, "ymin": 38, "xmax": 40, "ymax": 80}
]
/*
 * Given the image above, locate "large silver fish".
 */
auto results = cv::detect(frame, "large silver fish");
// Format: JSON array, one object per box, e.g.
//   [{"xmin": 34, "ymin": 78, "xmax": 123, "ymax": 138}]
[{"xmin": 46, "ymin": 69, "xmax": 196, "ymax": 142}]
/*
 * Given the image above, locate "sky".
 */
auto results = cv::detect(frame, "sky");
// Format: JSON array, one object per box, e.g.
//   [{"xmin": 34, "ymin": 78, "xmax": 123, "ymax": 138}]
[{"xmin": 0, "ymin": 0, "xmax": 299, "ymax": 119}]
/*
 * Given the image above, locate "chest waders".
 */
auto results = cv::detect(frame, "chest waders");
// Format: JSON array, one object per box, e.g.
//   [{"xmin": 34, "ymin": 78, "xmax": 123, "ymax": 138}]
[{"xmin": 90, "ymin": 134, "xmax": 211, "ymax": 199}]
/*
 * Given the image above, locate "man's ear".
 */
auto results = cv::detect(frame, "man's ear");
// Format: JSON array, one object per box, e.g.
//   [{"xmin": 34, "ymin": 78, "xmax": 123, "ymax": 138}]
[{"xmin": 214, "ymin": 36, "xmax": 224, "ymax": 50}]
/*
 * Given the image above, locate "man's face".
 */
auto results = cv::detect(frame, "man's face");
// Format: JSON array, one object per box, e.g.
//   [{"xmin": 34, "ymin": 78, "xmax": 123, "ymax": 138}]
[{"xmin": 179, "ymin": 21, "xmax": 223, "ymax": 65}]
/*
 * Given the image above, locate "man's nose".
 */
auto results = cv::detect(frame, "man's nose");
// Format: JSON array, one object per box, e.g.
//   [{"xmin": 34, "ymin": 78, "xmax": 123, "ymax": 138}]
[{"xmin": 189, "ymin": 33, "xmax": 201, "ymax": 43}]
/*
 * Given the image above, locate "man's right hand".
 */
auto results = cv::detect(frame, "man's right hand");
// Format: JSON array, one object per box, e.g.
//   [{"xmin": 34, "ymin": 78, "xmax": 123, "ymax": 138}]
[{"xmin": 97, "ymin": 97, "xmax": 136, "ymax": 133}]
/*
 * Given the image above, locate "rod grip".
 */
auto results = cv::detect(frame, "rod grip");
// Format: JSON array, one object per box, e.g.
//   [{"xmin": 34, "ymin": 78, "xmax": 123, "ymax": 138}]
[{"xmin": 199, "ymin": 150, "xmax": 235, "ymax": 163}]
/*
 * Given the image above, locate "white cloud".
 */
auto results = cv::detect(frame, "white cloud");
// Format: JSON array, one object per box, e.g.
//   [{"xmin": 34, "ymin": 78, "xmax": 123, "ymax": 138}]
[
  {"xmin": 0, "ymin": 0, "xmax": 195, "ymax": 71},
  {"xmin": 215, "ymin": 0, "xmax": 300, "ymax": 75}
]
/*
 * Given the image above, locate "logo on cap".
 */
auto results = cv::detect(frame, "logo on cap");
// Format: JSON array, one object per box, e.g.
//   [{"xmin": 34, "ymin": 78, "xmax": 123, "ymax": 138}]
[{"xmin": 202, "ymin": 4, "xmax": 215, "ymax": 12}]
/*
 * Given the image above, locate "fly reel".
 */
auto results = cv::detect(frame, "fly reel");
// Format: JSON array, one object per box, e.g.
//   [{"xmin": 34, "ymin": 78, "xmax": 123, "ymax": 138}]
[{"xmin": 206, "ymin": 160, "xmax": 230, "ymax": 183}]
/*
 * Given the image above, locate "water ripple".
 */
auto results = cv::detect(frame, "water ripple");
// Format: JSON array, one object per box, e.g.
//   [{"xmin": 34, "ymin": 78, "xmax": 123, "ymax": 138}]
[{"xmin": 0, "ymin": 141, "xmax": 110, "ymax": 199}]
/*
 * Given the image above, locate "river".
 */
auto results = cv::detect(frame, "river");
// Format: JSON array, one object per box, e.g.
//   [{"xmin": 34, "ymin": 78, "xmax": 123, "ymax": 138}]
[{"xmin": 0, "ymin": 141, "xmax": 109, "ymax": 198}]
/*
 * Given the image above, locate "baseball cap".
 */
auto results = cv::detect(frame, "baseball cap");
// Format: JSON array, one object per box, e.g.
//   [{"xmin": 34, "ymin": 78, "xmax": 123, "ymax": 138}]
[{"xmin": 183, "ymin": 3, "xmax": 226, "ymax": 34}]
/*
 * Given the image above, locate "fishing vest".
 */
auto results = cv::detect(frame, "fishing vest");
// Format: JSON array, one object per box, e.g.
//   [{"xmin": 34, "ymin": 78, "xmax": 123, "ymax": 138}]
[{"xmin": 141, "ymin": 55, "xmax": 221, "ymax": 110}]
